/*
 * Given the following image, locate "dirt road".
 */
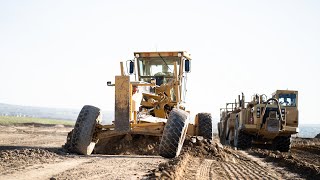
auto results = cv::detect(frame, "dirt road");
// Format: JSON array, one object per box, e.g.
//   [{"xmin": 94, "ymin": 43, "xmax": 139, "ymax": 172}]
[
  {"xmin": 0, "ymin": 124, "xmax": 319, "ymax": 179},
  {"xmin": 0, "ymin": 124, "xmax": 165, "ymax": 180}
]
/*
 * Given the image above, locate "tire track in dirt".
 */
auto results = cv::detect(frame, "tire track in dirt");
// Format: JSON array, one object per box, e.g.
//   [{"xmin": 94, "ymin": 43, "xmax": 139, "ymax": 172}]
[
  {"xmin": 150, "ymin": 136, "xmax": 303, "ymax": 179},
  {"xmin": 180, "ymin": 152, "xmax": 281, "ymax": 180},
  {"xmin": 196, "ymin": 159, "xmax": 213, "ymax": 180},
  {"xmin": 0, "ymin": 158, "xmax": 90, "ymax": 180},
  {"xmin": 53, "ymin": 155, "xmax": 166, "ymax": 180},
  {"xmin": 189, "ymin": 156, "xmax": 280, "ymax": 180}
]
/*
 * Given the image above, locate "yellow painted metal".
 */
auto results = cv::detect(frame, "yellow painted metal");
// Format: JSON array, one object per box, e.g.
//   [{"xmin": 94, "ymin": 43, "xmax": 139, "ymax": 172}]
[
  {"xmin": 133, "ymin": 111, "xmax": 137, "ymax": 124},
  {"xmin": 114, "ymin": 76, "xmax": 131, "ymax": 131},
  {"xmin": 282, "ymin": 126, "xmax": 299, "ymax": 133},
  {"xmin": 97, "ymin": 130, "xmax": 127, "ymax": 139},
  {"xmin": 132, "ymin": 124, "xmax": 164, "ymax": 136},
  {"xmin": 194, "ymin": 114, "xmax": 199, "ymax": 136},
  {"xmin": 129, "ymin": 83, "xmax": 132, "ymax": 122},
  {"xmin": 131, "ymin": 122, "xmax": 165, "ymax": 127},
  {"xmin": 134, "ymin": 51, "xmax": 192, "ymax": 60},
  {"xmin": 131, "ymin": 82, "xmax": 156, "ymax": 87},
  {"xmin": 154, "ymin": 109, "xmax": 166, "ymax": 118},
  {"xmin": 187, "ymin": 124, "xmax": 196, "ymax": 136},
  {"xmin": 173, "ymin": 62, "xmax": 180, "ymax": 104},
  {"xmin": 120, "ymin": 62, "xmax": 125, "ymax": 76},
  {"xmin": 244, "ymin": 124, "xmax": 257, "ymax": 129}
]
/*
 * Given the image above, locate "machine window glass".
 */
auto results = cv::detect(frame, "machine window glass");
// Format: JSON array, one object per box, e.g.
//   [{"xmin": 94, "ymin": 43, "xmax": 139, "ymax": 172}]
[
  {"xmin": 138, "ymin": 57, "xmax": 180, "ymax": 84},
  {"xmin": 278, "ymin": 94, "xmax": 297, "ymax": 107}
]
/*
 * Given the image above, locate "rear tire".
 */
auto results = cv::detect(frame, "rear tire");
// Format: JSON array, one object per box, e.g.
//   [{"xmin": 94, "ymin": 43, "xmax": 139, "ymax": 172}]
[
  {"xmin": 198, "ymin": 113, "xmax": 213, "ymax": 141},
  {"xmin": 228, "ymin": 129, "xmax": 234, "ymax": 145},
  {"xmin": 69, "ymin": 105, "xmax": 101, "ymax": 155},
  {"xmin": 234, "ymin": 118, "xmax": 252, "ymax": 149},
  {"xmin": 272, "ymin": 135, "xmax": 291, "ymax": 152},
  {"xmin": 217, "ymin": 122, "xmax": 222, "ymax": 140},
  {"xmin": 219, "ymin": 121, "xmax": 227, "ymax": 145},
  {"xmin": 159, "ymin": 109, "xmax": 189, "ymax": 158}
]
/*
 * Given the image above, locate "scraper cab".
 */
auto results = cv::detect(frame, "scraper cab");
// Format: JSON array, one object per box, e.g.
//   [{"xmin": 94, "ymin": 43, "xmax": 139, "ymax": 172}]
[{"xmin": 64, "ymin": 51, "xmax": 214, "ymax": 158}]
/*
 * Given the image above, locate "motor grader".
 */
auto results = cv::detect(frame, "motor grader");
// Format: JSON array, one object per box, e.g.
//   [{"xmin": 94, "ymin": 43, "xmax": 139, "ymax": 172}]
[
  {"xmin": 64, "ymin": 51, "xmax": 213, "ymax": 158},
  {"xmin": 218, "ymin": 90, "xmax": 299, "ymax": 152}
]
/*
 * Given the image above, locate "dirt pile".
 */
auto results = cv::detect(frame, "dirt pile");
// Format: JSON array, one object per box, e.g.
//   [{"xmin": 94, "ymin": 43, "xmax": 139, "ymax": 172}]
[
  {"xmin": 146, "ymin": 136, "xmax": 244, "ymax": 179},
  {"xmin": 0, "ymin": 148, "xmax": 64, "ymax": 175},
  {"xmin": 249, "ymin": 145, "xmax": 320, "ymax": 179},
  {"xmin": 183, "ymin": 136, "xmax": 243, "ymax": 162},
  {"xmin": 146, "ymin": 152, "xmax": 191, "ymax": 179},
  {"xmin": 94, "ymin": 134, "xmax": 161, "ymax": 155},
  {"xmin": 147, "ymin": 136, "xmax": 320, "ymax": 179}
]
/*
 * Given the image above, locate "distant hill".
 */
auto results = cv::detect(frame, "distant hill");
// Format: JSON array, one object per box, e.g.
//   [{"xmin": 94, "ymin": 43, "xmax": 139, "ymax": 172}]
[
  {"xmin": 0, "ymin": 103, "xmax": 113, "ymax": 124},
  {"xmin": 2, "ymin": 103, "xmax": 317, "ymax": 137}
]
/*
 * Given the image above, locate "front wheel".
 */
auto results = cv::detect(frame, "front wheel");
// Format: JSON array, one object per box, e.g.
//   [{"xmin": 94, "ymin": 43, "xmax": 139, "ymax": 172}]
[
  {"xmin": 159, "ymin": 109, "xmax": 189, "ymax": 158},
  {"xmin": 67, "ymin": 105, "xmax": 101, "ymax": 155},
  {"xmin": 272, "ymin": 135, "xmax": 291, "ymax": 152}
]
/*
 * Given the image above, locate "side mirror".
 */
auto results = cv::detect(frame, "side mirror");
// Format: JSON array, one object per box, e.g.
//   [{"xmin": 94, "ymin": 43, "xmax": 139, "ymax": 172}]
[
  {"xmin": 185, "ymin": 59, "xmax": 191, "ymax": 73},
  {"xmin": 129, "ymin": 60, "xmax": 134, "ymax": 74}
]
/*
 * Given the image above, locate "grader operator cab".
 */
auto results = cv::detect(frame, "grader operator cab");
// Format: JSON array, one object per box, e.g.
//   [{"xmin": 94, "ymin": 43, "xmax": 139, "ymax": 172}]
[
  {"xmin": 65, "ymin": 51, "xmax": 213, "ymax": 158},
  {"xmin": 218, "ymin": 90, "xmax": 298, "ymax": 152}
]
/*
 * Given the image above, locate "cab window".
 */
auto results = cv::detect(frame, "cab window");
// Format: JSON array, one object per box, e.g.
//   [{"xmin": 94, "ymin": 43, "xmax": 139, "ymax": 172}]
[{"xmin": 278, "ymin": 94, "xmax": 297, "ymax": 107}]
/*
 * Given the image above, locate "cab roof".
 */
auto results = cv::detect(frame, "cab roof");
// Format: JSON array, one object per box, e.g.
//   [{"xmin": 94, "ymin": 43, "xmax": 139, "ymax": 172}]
[{"xmin": 134, "ymin": 51, "xmax": 191, "ymax": 60}]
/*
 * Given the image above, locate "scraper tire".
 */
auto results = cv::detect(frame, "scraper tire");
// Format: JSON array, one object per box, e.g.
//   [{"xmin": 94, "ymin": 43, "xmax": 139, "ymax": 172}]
[{"xmin": 272, "ymin": 135, "xmax": 291, "ymax": 152}]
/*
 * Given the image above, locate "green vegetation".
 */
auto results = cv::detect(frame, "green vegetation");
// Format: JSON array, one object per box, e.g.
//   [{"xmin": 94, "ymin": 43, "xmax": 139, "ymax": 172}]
[{"xmin": 0, "ymin": 116, "xmax": 75, "ymax": 126}]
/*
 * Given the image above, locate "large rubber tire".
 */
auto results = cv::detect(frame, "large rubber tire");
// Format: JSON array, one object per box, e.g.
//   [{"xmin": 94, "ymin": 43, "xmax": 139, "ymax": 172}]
[
  {"xmin": 226, "ymin": 120, "xmax": 233, "ymax": 146},
  {"xmin": 218, "ymin": 121, "xmax": 227, "ymax": 145},
  {"xmin": 197, "ymin": 113, "xmax": 213, "ymax": 141},
  {"xmin": 228, "ymin": 129, "xmax": 234, "ymax": 146},
  {"xmin": 159, "ymin": 109, "xmax": 189, "ymax": 158},
  {"xmin": 70, "ymin": 105, "xmax": 101, "ymax": 155},
  {"xmin": 234, "ymin": 118, "xmax": 252, "ymax": 149},
  {"xmin": 272, "ymin": 135, "xmax": 291, "ymax": 152},
  {"xmin": 217, "ymin": 122, "xmax": 222, "ymax": 140}
]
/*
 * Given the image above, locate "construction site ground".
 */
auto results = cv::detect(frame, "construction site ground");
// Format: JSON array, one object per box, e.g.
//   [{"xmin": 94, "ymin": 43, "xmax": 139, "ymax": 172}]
[{"xmin": 0, "ymin": 124, "xmax": 319, "ymax": 180}]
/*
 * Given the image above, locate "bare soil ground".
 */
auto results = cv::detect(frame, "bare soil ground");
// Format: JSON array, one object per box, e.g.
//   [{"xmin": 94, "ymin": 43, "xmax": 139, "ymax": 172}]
[
  {"xmin": 147, "ymin": 136, "xmax": 320, "ymax": 180},
  {"xmin": 0, "ymin": 124, "xmax": 165, "ymax": 180},
  {"xmin": 0, "ymin": 124, "xmax": 319, "ymax": 180}
]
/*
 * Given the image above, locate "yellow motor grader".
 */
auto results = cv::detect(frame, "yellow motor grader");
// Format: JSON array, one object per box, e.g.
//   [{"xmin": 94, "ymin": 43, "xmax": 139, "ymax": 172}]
[
  {"xmin": 65, "ymin": 51, "xmax": 213, "ymax": 158},
  {"xmin": 218, "ymin": 90, "xmax": 299, "ymax": 152}
]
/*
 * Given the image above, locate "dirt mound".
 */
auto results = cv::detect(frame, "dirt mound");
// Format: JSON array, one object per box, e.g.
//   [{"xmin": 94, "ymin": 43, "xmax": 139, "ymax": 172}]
[
  {"xmin": 315, "ymin": 133, "xmax": 320, "ymax": 138},
  {"xmin": 147, "ymin": 136, "xmax": 320, "ymax": 179},
  {"xmin": 146, "ymin": 136, "xmax": 245, "ymax": 179},
  {"xmin": 146, "ymin": 152, "xmax": 191, "ymax": 179},
  {"xmin": 94, "ymin": 134, "xmax": 160, "ymax": 155},
  {"xmin": 249, "ymin": 148, "xmax": 320, "ymax": 179},
  {"xmin": 183, "ymin": 136, "xmax": 243, "ymax": 161},
  {"xmin": 0, "ymin": 148, "xmax": 63, "ymax": 175}
]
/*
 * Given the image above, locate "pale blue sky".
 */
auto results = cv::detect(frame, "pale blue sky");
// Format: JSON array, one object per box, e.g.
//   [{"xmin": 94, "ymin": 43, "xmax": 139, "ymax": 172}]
[{"xmin": 0, "ymin": 0, "xmax": 319, "ymax": 123}]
